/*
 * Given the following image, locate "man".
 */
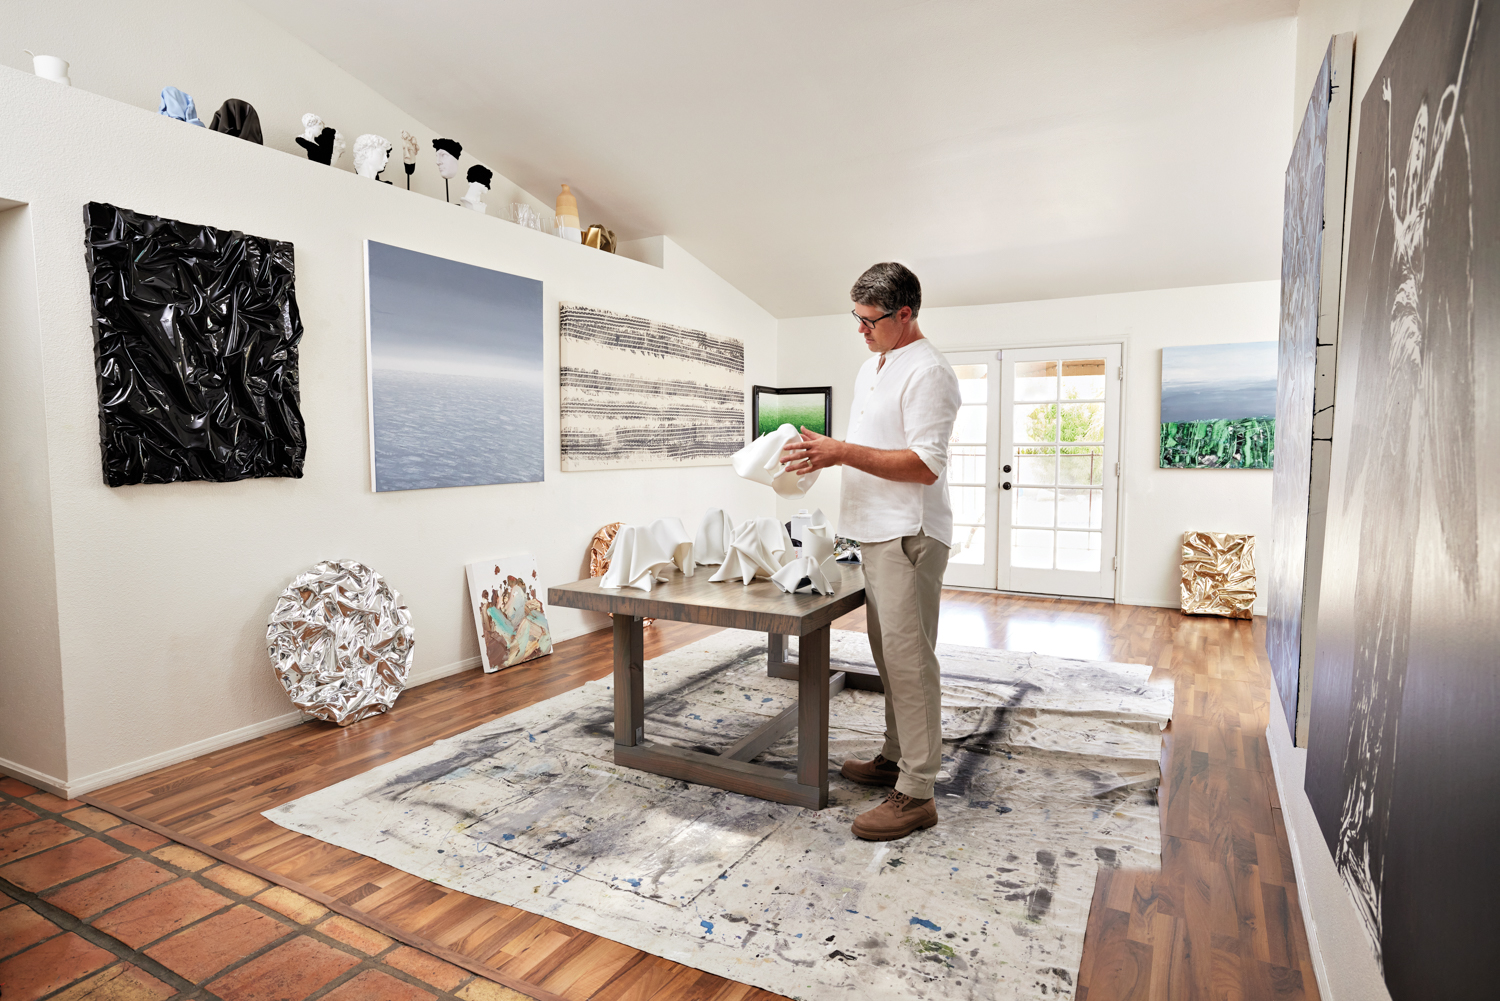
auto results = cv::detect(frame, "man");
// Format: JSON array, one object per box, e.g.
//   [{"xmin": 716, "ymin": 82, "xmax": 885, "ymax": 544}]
[{"xmin": 780, "ymin": 262, "xmax": 961, "ymax": 841}]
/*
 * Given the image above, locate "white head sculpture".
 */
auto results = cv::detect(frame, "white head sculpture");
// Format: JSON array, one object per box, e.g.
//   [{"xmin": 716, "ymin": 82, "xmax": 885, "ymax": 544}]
[
  {"xmin": 460, "ymin": 164, "xmax": 493, "ymax": 214},
  {"xmin": 432, "ymin": 138, "xmax": 463, "ymax": 179},
  {"xmin": 301, "ymin": 113, "xmax": 323, "ymax": 142},
  {"xmin": 330, "ymin": 130, "xmax": 346, "ymax": 166},
  {"xmin": 353, "ymin": 134, "xmax": 392, "ymax": 179},
  {"xmin": 401, "ymin": 131, "xmax": 418, "ymax": 165}
]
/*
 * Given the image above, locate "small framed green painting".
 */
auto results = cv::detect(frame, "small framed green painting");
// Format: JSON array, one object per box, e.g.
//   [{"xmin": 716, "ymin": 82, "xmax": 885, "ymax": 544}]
[
  {"xmin": 1159, "ymin": 343, "xmax": 1276, "ymax": 468},
  {"xmin": 751, "ymin": 385, "xmax": 832, "ymax": 440}
]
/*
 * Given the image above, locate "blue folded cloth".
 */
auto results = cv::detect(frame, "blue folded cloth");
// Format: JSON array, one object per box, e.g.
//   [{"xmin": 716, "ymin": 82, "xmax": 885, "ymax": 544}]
[{"xmin": 158, "ymin": 87, "xmax": 204, "ymax": 126}]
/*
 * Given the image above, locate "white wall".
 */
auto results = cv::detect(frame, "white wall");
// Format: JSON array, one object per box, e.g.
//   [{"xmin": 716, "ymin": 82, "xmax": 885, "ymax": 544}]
[
  {"xmin": 778, "ymin": 282, "xmax": 1278, "ymax": 613},
  {"xmin": 0, "ymin": 0, "xmax": 552, "ymax": 221},
  {"xmin": 0, "ymin": 202, "xmax": 68, "ymax": 780},
  {"xmin": 0, "ymin": 67, "xmax": 777, "ymax": 796}
]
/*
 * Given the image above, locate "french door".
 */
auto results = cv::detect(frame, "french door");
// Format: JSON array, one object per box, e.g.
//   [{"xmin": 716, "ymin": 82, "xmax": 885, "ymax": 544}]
[{"xmin": 943, "ymin": 344, "xmax": 1121, "ymax": 599}]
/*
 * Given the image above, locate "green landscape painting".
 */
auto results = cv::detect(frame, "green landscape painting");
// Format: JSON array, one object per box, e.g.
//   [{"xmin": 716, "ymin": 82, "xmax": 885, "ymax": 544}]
[
  {"xmin": 753, "ymin": 387, "xmax": 830, "ymax": 438},
  {"xmin": 1160, "ymin": 343, "xmax": 1277, "ymax": 468}
]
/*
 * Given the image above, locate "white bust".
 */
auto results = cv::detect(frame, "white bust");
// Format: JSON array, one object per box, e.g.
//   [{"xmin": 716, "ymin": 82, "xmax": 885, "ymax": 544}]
[
  {"xmin": 330, "ymin": 130, "xmax": 346, "ymax": 166},
  {"xmin": 353, "ymin": 134, "xmax": 392, "ymax": 179},
  {"xmin": 434, "ymin": 148, "xmax": 460, "ymax": 179},
  {"xmin": 460, "ymin": 165, "xmax": 492, "ymax": 214},
  {"xmin": 300, "ymin": 113, "xmax": 323, "ymax": 142},
  {"xmin": 401, "ymin": 131, "xmax": 418, "ymax": 166}
]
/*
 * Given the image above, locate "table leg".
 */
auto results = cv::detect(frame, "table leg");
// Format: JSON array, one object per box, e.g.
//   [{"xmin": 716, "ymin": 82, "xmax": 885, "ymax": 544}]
[
  {"xmin": 767, "ymin": 633, "xmax": 797, "ymax": 680},
  {"xmin": 797, "ymin": 625, "xmax": 831, "ymax": 808},
  {"xmin": 613, "ymin": 614, "xmax": 644, "ymax": 746}
]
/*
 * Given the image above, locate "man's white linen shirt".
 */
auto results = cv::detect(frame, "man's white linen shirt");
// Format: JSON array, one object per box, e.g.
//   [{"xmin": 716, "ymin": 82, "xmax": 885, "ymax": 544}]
[{"xmin": 839, "ymin": 337, "xmax": 962, "ymax": 546}]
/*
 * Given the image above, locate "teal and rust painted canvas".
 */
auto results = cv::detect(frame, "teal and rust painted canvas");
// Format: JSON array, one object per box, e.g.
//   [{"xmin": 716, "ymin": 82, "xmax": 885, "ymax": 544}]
[{"xmin": 1159, "ymin": 343, "xmax": 1277, "ymax": 468}]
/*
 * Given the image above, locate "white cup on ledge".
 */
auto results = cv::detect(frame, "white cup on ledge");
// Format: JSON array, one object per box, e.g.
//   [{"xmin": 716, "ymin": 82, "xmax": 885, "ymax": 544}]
[{"xmin": 23, "ymin": 51, "xmax": 71, "ymax": 86}]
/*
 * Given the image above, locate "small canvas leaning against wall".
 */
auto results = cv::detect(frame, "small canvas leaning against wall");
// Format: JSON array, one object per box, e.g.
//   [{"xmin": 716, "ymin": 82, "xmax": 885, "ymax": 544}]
[
  {"xmin": 364, "ymin": 241, "xmax": 544, "ymax": 492},
  {"xmin": 83, "ymin": 202, "xmax": 306, "ymax": 486},
  {"xmin": 1267, "ymin": 34, "xmax": 1354, "ymax": 749},
  {"xmin": 558, "ymin": 303, "xmax": 744, "ymax": 470},
  {"xmin": 1158, "ymin": 342, "xmax": 1277, "ymax": 468},
  {"xmin": 1303, "ymin": 3, "xmax": 1497, "ymax": 998},
  {"xmin": 464, "ymin": 556, "xmax": 552, "ymax": 673}
]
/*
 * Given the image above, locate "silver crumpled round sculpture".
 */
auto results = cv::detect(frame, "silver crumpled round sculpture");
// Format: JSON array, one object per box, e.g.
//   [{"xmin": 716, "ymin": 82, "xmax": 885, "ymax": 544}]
[{"xmin": 267, "ymin": 560, "xmax": 415, "ymax": 726}]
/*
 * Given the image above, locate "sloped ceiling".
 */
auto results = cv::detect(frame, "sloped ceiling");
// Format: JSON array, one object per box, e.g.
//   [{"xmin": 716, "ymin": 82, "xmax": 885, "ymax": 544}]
[{"xmin": 247, "ymin": 0, "xmax": 1298, "ymax": 317}]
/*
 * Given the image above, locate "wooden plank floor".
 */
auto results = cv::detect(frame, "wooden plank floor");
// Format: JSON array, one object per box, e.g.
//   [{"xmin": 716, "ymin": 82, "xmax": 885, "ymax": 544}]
[{"xmin": 90, "ymin": 593, "xmax": 1319, "ymax": 1001}]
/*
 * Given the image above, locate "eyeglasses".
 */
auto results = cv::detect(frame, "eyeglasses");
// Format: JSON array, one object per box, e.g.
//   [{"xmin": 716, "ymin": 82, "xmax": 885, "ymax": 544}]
[{"xmin": 851, "ymin": 308, "xmax": 894, "ymax": 331}]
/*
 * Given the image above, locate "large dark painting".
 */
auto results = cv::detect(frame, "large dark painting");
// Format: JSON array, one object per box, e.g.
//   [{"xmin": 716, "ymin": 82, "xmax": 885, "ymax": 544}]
[
  {"xmin": 1268, "ymin": 35, "xmax": 1353, "ymax": 748},
  {"xmin": 84, "ymin": 202, "xmax": 305, "ymax": 485},
  {"xmin": 1303, "ymin": 2, "xmax": 1498, "ymax": 998}
]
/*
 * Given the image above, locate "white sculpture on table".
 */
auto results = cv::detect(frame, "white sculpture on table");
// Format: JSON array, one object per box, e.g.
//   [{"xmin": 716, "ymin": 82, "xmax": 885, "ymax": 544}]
[
  {"xmin": 769, "ymin": 509, "xmax": 839, "ymax": 595},
  {"xmin": 732, "ymin": 423, "xmax": 821, "ymax": 498},
  {"xmin": 353, "ymin": 134, "xmax": 392, "ymax": 180},
  {"xmin": 695, "ymin": 509, "xmax": 736, "ymax": 565},
  {"xmin": 710, "ymin": 518, "xmax": 795, "ymax": 585},
  {"xmin": 599, "ymin": 517, "xmax": 695, "ymax": 591}
]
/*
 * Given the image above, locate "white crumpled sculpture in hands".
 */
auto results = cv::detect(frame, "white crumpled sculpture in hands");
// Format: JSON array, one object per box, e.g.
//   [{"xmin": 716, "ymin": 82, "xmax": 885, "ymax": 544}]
[
  {"xmin": 709, "ymin": 518, "xmax": 795, "ymax": 585},
  {"xmin": 599, "ymin": 517, "xmax": 695, "ymax": 591},
  {"xmin": 731, "ymin": 424, "xmax": 820, "ymax": 499},
  {"xmin": 770, "ymin": 509, "xmax": 840, "ymax": 594},
  {"xmin": 695, "ymin": 508, "xmax": 736, "ymax": 565}
]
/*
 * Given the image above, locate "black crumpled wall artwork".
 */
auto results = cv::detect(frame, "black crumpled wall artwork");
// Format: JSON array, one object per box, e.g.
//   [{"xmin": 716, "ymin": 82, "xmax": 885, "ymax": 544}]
[{"xmin": 84, "ymin": 201, "xmax": 306, "ymax": 486}]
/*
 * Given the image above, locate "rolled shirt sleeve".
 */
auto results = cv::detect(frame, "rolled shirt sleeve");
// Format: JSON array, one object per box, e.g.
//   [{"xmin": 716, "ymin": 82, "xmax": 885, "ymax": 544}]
[{"xmin": 902, "ymin": 364, "xmax": 963, "ymax": 477}]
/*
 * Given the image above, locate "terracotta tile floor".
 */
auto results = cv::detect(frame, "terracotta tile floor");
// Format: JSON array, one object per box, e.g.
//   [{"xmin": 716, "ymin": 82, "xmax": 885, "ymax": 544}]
[{"xmin": 0, "ymin": 776, "xmax": 531, "ymax": 1001}]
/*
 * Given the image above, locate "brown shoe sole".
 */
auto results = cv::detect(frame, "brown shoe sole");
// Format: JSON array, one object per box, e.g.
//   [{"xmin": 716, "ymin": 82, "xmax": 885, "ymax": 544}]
[
  {"xmin": 851, "ymin": 813, "xmax": 938, "ymax": 841},
  {"xmin": 839, "ymin": 761, "xmax": 900, "ymax": 787}
]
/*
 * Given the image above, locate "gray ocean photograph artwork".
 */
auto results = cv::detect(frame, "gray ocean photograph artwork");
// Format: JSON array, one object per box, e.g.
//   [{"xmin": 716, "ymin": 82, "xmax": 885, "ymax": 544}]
[{"xmin": 365, "ymin": 240, "xmax": 545, "ymax": 491}]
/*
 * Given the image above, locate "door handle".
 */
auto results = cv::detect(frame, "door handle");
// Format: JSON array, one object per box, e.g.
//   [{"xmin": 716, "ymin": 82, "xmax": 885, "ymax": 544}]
[
  {"xmin": 1002, "ymin": 464, "xmax": 1012, "ymax": 473},
  {"xmin": 1002, "ymin": 482, "xmax": 1012, "ymax": 490}
]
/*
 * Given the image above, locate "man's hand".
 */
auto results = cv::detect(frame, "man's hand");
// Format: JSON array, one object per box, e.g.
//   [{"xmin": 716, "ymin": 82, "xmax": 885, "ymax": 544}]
[
  {"xmin": 780, "ymin": 427, "xmax": 843, "ymax": 474},
  {"xmin": 780, "ymin": 427, "xmax": 937, "ymax": 484}
]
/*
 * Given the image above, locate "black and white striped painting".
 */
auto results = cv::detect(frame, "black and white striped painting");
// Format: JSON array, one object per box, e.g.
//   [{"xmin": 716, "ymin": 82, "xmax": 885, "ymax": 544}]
[{"xmin": 559, "ymin": 303, "xmax": 744, "ymax": 470}]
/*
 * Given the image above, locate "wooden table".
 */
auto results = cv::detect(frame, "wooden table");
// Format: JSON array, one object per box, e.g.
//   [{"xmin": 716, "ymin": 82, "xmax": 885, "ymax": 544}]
[{"xmin": 548, "ymin": 566, "xmax": 871, "ymax": 809}]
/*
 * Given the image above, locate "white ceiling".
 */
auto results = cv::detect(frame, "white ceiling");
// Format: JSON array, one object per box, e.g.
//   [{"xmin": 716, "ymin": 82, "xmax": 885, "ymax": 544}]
[{"xmin": 247, "ymin": 0, "xmax": 1298, "ymax": 318}]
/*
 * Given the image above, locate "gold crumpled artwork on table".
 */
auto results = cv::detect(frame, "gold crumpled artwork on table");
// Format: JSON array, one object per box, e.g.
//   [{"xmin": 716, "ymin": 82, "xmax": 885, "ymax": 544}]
[{"xmin": 1180, "ymin": 531, "xmax": 1256, "ymax": 618}]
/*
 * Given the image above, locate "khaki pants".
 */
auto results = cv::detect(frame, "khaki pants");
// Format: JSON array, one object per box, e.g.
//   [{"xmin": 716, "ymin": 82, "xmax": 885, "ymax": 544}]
[{"xmin": 860, "ymin": 531, "xmax": 948, "ymax": 799}]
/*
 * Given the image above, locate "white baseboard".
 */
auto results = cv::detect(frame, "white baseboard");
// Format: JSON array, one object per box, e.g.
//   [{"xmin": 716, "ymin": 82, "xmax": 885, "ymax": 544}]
[
  {"xmin": 1264, "ymin": 695, "xmax": 1391, "ymax": 1001},
  {"xmin": 6, "ymin": 656, "xmax": 487, "ymax": 800},
  {"xmin": 0, "ymin": 755, "xmax": 71, "ymax": 799},
  {"xmin": 61, "ymin": 709, "xmax": 309, "ymax": 798}
]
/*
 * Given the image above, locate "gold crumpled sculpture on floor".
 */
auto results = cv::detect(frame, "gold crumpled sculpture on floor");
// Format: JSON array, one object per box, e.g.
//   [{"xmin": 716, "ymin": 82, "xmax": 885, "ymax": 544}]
[{"xmin": 1180, "ymin": 532, "xmax": 1256, "ymax": 618}]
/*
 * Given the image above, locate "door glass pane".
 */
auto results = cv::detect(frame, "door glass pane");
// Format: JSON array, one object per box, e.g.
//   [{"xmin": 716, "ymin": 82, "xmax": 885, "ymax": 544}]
[
  {"xmin": 1012, "ymin": 529, "xmax": 1054, "ymax": 569},
  {"xmin": 1057, "ymin": 488, "xmax": 1094, "ymax": 529},
  {"xmin": 1056, "ymin": 531, "xmax": 1101, "ymax": 571},
  {"xmin": 1058, "ymin": 402, "xmax": 1104, "ymax": 443},
  {"xmin": 1016, "ymin": 447, "xmax": 1056, "ymax": 485},
  {"xmin": 1059, "ymin": 449, "xmax": 1103, "ymax": 486},
  {"xmin": 953, "ymin": 364, "xmax": 988, "ymax": 404},
  {"xmin": 1089, "ymin": 489, "xmax": 1103, "ymax": 529},
  {"xmin": 1061, "ymin": 359, "xmax": 1106, "ymax": 400},
  {"xmin": 949, "ymin": 445, "xmax": 985, "ymax": 484},
  {"xmin": 1013, "ymin": 488, "xmax": 1054, "ymax": 527},
  {"xmin": 952, "ymin": 405, "xmax": 987, "ymax": 443},
  {"xmin": 1014, "ymin": 360, "xmax": 1057, "ymax": 401},
  {"xmin": 950, "ymin": 485, "xmax": 986, "ymax": 525},
  {"xmin": 1014, "ymin": 404, "xmax": 1057, "ymax": 443},
  {"xmin": 950, "ymin": 526, "xmax": 985, "ymax": 565}
]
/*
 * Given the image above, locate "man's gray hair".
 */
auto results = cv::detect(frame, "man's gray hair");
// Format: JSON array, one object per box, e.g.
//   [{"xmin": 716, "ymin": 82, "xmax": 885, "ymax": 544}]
[{"xmin": 851, "ymin": 262, "xmax": 921, "ymax": 318}]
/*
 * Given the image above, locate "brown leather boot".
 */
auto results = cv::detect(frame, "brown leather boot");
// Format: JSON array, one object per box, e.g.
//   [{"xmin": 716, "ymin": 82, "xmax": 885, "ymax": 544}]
[
  {"xmin": 851, "ymin": 791, "xmax": 938, "ymax": 841},
  {"xmin": 840, "ymin": 754, "xmax": 901, "ymax": 787}
]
